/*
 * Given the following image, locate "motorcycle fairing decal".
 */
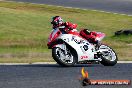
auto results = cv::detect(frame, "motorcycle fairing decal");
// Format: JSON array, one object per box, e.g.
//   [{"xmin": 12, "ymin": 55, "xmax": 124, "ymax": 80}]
[
  {"xmin": 81, "ymin": 56, "xmax": 89, "ymax": 59},
  {"xmin": 71, "ymin": 36, "xmax": 83, "ymax": 44},
  {"xmin": 57, "ymin": 34, "xmax": 95, "ymax": 61}
]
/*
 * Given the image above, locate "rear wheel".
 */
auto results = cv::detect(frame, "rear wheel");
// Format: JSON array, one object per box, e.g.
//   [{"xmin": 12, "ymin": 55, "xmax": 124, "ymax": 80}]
[
  {"xmin": 52, "ymin": 46, "xmax": 76, "ymax": 67},
  {"xmin": 99, "ymin": 44, "xmax": 118, "ymax": 66}
]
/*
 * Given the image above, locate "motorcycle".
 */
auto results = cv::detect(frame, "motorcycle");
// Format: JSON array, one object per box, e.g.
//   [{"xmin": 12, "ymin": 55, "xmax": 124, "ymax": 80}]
[{"xmin": 47, "ymin": 28, "xmax": 118, "ymax": 67}]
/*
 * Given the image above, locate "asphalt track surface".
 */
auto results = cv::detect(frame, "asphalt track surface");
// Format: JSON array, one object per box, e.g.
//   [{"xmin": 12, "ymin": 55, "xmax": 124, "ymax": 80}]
[
  {"xmin": 0, "ymin": 63, "xmax": 132, "ymax": 88},
  {"xmin": 8, "ymin": 0, "xmax": 132, "ymax": 15}
]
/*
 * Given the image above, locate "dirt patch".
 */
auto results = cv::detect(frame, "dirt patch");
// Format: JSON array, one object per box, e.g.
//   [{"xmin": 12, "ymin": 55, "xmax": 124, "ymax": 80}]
[{"xmin": 127, "ymin": 43, "xmax": 132, "ymax": 46}]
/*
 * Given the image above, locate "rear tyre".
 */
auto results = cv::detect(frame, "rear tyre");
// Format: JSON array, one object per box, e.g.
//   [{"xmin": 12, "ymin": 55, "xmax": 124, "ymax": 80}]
[
  {"xmin": 52, "ymin": 47, "xmax": 76, "ymax": 67},
  {"xmin": 99, "ymin": 44, "xmax": 118, "ymax": 66}
]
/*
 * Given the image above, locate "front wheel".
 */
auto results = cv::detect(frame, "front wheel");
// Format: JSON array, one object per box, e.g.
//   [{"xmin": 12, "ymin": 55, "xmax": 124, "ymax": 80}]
[
  {"xmin": 99, "ymin": 44, "xmax": 118, "ymax": 66},
  {"xmin": 52, "ymin": 46, "xmax": 76, "ymax": 67}
]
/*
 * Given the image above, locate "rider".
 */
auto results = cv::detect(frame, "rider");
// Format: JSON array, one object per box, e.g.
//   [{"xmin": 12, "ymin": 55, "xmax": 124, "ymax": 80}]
[
  {"xmin": 51, "ymin": 16, "xmax": 98, "ymax": 44},
  {"xmin": 51, "ymin": 16, "xmax": 78, "ymax": 34}
]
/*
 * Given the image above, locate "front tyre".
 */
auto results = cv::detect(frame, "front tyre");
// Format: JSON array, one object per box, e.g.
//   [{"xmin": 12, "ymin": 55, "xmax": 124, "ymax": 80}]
[
  {"xmin": 52, "ymin": 47, "xmax": 76, "ymax": 67},
  {"xmin": 99, "ymin": 44, "xmax": 118, "ymax": 66}
]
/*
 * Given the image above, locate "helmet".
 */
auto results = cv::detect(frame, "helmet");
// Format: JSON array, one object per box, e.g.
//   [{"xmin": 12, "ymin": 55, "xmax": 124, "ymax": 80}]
[{"xmin": 51, "ymin": 16, "xmax": 63, "ymax": 27}]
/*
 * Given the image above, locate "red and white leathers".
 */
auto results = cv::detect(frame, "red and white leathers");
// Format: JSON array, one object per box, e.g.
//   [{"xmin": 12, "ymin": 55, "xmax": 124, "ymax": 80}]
[
  {"xmin": 63, "ymin": 22, "xmax": 78, "ymax": 33},
  {"xmin": 51, "ymin": 16, "xmax": 78, "ymax": 34},
  {"xmin": 53, "ymin": 21, "xmax": 78, "ymax": 34}
]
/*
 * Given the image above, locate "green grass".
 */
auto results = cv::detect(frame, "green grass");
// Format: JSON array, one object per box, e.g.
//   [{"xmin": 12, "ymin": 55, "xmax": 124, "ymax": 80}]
[{"xmin": 0, "ymin": 1, "xmax": 132, "ymax": 62}]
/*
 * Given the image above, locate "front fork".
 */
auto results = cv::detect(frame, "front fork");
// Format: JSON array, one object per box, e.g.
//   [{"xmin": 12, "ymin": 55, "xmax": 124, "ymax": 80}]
[{"xmin": 56, "ymin": 44, "xmax": 71, "ymax": 60}]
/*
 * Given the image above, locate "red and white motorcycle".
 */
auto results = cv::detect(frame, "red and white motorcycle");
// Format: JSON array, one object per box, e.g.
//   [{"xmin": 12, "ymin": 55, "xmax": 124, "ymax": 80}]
[{"xmin": 47, "ymin": 28, "xmax": 118, "ymax": 67}]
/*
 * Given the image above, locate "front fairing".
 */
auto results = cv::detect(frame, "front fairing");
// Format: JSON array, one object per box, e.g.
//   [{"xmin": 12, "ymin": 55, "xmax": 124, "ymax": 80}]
[{"xmin": 47, "ymin": 28, "xmax": 61, "ymax": 47}]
